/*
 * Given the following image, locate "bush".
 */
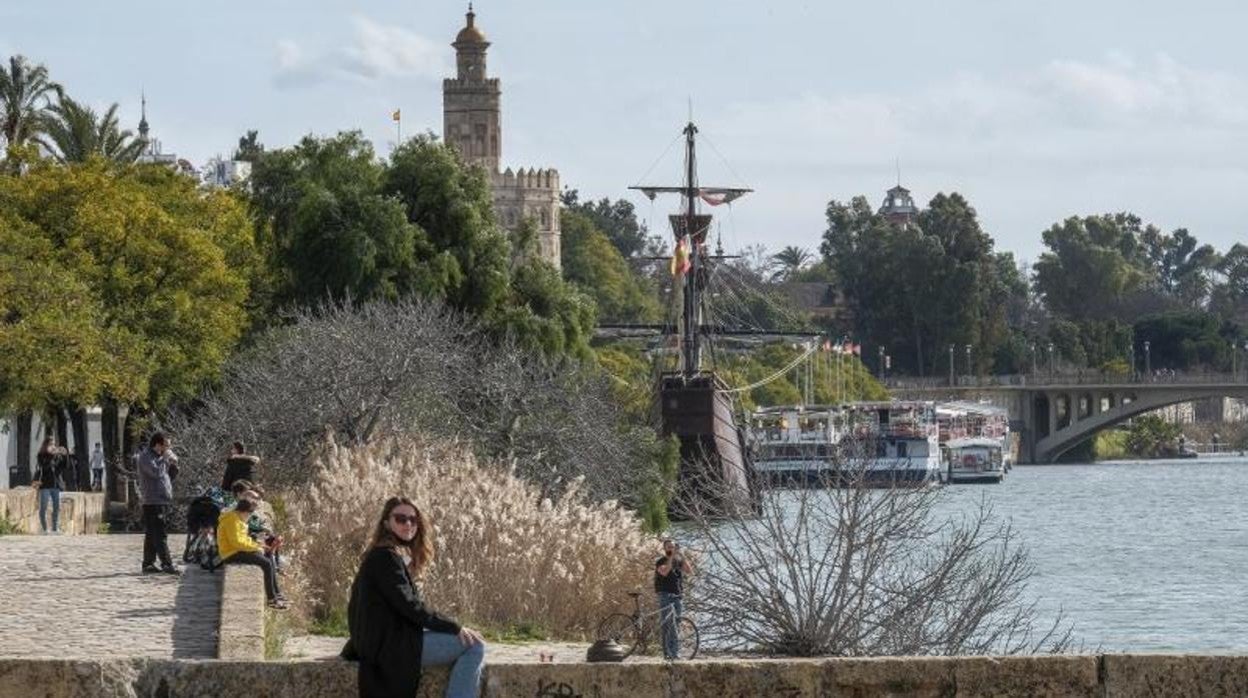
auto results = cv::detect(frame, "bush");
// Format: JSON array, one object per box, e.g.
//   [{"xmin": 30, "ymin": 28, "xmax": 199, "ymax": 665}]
[{"xmin": 285, "ymin": 434, "xmax": 655, "ymax": 640}]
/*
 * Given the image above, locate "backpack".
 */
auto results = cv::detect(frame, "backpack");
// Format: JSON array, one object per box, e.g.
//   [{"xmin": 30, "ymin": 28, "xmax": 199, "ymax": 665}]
[{"xmin": 183, "ymin": 493, "xmax": 224, "ymax": 570}]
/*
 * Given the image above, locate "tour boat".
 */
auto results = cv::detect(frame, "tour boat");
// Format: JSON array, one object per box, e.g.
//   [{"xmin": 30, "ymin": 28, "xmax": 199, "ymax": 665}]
[
  {"xmin": 748, "ymin": 401, "xmax": 943, "ymax": 487},
  {"xmin": 944, "ymin": 436, "xmax": 1006, "ymax": 484}
]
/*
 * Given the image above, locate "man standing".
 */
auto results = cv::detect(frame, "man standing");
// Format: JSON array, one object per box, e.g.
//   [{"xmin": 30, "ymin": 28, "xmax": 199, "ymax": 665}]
[
  {"xmin": 654, "ymin": 538, "xmax": 693, "ymax": 660},
  {"xmin": 137, "ymin": 433, "xmax": 179, "ymax": 575},
  {"xmin": 89, "ymin": 443, "xmax": 104, "ymax": 492},
  {"xmin": 221, "ymin": 441, "xmax": 259, "ymax": 491}
]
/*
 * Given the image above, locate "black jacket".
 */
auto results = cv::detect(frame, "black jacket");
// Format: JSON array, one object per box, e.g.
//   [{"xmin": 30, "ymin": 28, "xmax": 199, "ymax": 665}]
[
  {"xmin": 34, "ymin": 452, "xmax": 67, "ymax": 490},
  {"xmin": 222, "ymin": 454, "xmax": 259, "ymax": 490},
  {"xmin": 340, "ymin": 547, "xmax": 462, "ymax": 698}
]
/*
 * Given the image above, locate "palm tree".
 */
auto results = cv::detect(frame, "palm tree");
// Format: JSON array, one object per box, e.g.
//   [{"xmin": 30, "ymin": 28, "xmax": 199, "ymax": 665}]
[
  {"xmin": 35, "ymin": 95, "xmax": 146, "ymax": 164},
  {"xmin": 770, "ymin": 245, "xmax": 813, "ymax": 282},
  {"xmin": 0, "ymin": 55, "xmax": 61, "ymax": 165}
]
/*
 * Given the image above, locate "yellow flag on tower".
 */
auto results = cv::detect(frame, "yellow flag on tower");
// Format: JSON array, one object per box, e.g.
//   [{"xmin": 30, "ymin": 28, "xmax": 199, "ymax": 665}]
[{"xmin": 392, "ymin": 109, "xmax": 401, "ymax": 122}]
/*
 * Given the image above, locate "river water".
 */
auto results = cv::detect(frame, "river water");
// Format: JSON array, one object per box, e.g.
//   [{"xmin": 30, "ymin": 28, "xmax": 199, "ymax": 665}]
[{"xmin": 934, "ymin": 457, "xmax": 1248, "ymax": 653}]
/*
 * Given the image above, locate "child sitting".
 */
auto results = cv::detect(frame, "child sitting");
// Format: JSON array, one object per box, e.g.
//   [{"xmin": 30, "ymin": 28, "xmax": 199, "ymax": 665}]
[{"xmin": 218, "ymin": 497, "xmax": 287, "ymax": 609}]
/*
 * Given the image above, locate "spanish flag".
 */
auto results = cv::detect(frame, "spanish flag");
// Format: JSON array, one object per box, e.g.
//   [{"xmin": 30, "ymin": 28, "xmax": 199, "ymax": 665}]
[
  {"xmin": 392, "ymin": 109, "xmax": 401, "ymax": 122},
  {"xmin": 670, "ymin": 237, "xmax": 692, "ymax": 276}
]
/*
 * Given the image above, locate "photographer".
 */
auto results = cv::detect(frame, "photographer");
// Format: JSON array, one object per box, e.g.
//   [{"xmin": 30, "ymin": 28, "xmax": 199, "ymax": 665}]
[
  {"xmin": 33, "ymin": 438, "xmax": 68, "ymax": 534},
  {"xmin": 654, "ymin": 538, "xmax": 693, "ymax": 660}
]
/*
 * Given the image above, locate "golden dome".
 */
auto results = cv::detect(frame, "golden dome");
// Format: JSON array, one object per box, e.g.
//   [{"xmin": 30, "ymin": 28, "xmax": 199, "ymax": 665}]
[{"xmin": 455, "ymin": 6, "xmax": 487, "ymax": 45}]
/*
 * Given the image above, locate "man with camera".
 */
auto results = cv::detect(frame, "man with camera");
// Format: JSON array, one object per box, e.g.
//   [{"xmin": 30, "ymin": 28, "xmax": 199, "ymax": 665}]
[{"xmin": 654, "ymin": 537, "xmax": 693, "ymax": 660}]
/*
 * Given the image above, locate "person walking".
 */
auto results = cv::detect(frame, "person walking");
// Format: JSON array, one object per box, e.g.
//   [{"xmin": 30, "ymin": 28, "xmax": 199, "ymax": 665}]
[
  {"xmin": 33, "ymin": 438, "xmax": 67, "ymax": 534},
  {"xmin": 341, "ymin": 497, "xmax": 486, "ymax": 698},
  {"xmin": 218, "ymin": 497, "xmax": 287, "ymax": 609},
  {"xmin": 221, "ymin": 441, "xmax": 259, "ymax": 491},
  {"xmin": 89, "ymin": 443, "xmax": 104, "ymax": 492},
  {"xmin": 654, "ymin": 537, "xmax": 693, "ymax": 660},
  {"xmin": 137, "ymin": 433, "xmax": 180, "ymax": 574}
]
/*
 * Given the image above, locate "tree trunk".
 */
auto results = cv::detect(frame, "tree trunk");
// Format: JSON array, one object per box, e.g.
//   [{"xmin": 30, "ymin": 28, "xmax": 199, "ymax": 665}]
[
  {"xmin": 54, "ymin": 408, "xmax": 69, "ymax": 452},
  {"xmin": 102, "ymin": 397, "xmax": 123, "ymax": 502},
  {"xmin": 14, "ymin": 411, "xmax": 32, "ymax": 486},
  {"xmin": 69, "ymin": 405, "xmax": 90, "ymax": 492},
  {"xmin": 122, "ymin": 405, "xmax": 146, "ymax": 507}
]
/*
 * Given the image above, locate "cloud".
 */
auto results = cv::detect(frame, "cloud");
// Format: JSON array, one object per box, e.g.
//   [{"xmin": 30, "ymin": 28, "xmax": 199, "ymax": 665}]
[{"xmin": 274, "ymin": 17, "xmax": 447, "ymax": 89}]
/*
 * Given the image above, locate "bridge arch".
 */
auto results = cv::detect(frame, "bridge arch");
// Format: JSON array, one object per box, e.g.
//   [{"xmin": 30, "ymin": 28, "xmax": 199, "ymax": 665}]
[{"xmin": 1034, "ymin": 386, "xmax": 1248, "ymax": 463}]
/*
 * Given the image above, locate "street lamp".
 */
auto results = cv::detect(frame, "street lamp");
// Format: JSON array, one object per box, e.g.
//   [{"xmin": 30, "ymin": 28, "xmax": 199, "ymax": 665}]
[
  {"xmin": 1048, "ymin": 343, "xmax": 1055, "ymax": 379},
  {"xmin": 948, "ymin": 344, "xmax": 955, "ymax": 386},
  {"xmin": 1144, "ymin": 340, "xmax": 1151, "ymax": 377},
  {"xmin": 965, "ymin": 344, "xmax": 972, "ymax": 381},
  {"xmin": 1030, "ymin": 342, "xmax": 1037, "ymax": 375},
  {"xmin": 1129, "ymin": 343, "xmax": 1136, "ymax": 381},
  {"xmin": 878, "ymin": 346, "xmax": 885, "ymax": 379}
]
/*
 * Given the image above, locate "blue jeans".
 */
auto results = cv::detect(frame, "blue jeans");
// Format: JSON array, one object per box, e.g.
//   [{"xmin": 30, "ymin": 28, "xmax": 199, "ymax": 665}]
[
  {"xmin": 39, "ymin": 488, "xmax": 61, "ymax": 532},
  {"xmin": 422, "ymin": 630, "xmax": 486, "ymax": 698},
  {"xmin": 658, "ymin": 592, "xmax": 683, "ymax": 659}
]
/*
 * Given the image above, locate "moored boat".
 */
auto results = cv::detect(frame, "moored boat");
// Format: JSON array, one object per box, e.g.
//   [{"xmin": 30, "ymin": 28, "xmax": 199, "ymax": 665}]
[{"xmin": 944, "ymin": 436, "xmax": 1006, "ymax": 484}]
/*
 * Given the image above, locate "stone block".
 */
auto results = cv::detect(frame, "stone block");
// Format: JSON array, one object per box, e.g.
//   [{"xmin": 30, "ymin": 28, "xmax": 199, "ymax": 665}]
[
  {"xmin": 0, "ymin": 488, "xmax": 102, "ymax": 535},
  {"xmin": 1102, "ymin": 654, "xmax": 1248, "ymax": 697},
  {"xmin": 218, "ymin": 565, "xmax": 266, "ymax": 660},
  {"xmin": 486, "ymin": 662, "xmax": 669, "ymax": 698},
  {"xmin": 823, "ymin": 656, "xmax": 958, "ymax": 696},
  {"xmin": 670, "ymin": 659, "xmax": 823, "ymax": 697},
  {"xmin": 949, "ymin": 655, "xmax": 1099, "ymax": 697}
]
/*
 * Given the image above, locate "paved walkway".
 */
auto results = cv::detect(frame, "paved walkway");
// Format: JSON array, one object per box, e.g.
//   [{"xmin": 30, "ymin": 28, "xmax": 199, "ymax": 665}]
[{"xmin": 0, "ymin": 534, "xmax": 221, "ymax": 658}]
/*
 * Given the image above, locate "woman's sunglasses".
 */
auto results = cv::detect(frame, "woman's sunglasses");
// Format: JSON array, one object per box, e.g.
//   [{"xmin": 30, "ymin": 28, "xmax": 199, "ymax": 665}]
[{"xmin": 390, "ymin": 513, "xmax": 419, "ymax": 526}]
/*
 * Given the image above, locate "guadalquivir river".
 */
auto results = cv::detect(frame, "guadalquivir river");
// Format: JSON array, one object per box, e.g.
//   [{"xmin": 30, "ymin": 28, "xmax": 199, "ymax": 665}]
[{"xmin": 934, "ymin": 457, "xmax": 1248, "ymax": 653}]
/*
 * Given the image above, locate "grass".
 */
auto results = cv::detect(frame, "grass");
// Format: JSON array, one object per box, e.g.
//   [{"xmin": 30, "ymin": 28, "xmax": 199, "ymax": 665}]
[
  {"xmin": 264, "ymin": 607, "xmax": 293, "ymax": 659},
  {"xmin": 0, "ymin": 514, "xmax": 20, "ymax": 536},
  {"xmin": 96, "ymin": 522, "xmax": 111, "ymax": 534},
  {"xmin": 1093, "ymin": 429, "xmax": 1129, "ymax": 460},
  {"xmin": 309, "ymin": 605, "xmax": 349, "ymax": 638},
  {"xmin": 481, "ymin": 621, "xmax": 551, "ymax": 644}
]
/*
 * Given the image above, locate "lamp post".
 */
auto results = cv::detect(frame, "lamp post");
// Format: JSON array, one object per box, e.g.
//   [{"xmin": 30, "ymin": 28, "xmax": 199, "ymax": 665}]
[
  {"xmin": 1048, "ymin": 343, "xmax": 1055, "ymax": 379},
  {"xmin": 1030, "ymin": 342, "xmax": 1037, "ymax": 376},
  {"xmin": 878, "ymin": 346, "xmax": 885, "ymax": 379},
  {"xmin": 1144, "ymin": 340, "xmax": 1151, "ymax": 377},
  {"xmin": 965, "ymin": 344, "xmax": 972, "ymax": 382},
  {"xmin": 949, "ymin": 344, "xmax": 955, "ymax": 386},
  {"xmin": 1129, "ymin": 343, "xmax": 1136, "ymax": 381}
]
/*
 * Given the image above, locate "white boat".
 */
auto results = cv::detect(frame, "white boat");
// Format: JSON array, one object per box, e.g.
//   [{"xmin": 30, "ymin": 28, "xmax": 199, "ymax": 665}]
[
  {"xmin": 944, "ymin": 436, "xmax": 1006, "ymax": 484},
  {"xmin": 748, "ymin": 401, "xmax": 942, "ymax": 487},
  {"xmin": 937, "ymin": 401, "xmax": 1013, "ymax": 477}
]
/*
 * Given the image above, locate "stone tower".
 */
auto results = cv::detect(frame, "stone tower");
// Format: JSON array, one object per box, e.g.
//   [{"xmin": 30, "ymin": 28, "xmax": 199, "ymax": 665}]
[
  {"xmin": 442, "ymin": 5, "xmax": 562, "ymax": 268},
  {"xmin": 443, "ymin": 5, "xmax": 501, "ymax": 173}
]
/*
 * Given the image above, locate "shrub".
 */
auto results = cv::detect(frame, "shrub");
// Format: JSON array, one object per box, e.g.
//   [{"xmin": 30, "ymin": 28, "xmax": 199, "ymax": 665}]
[{"xmin": 285, "ymin": 434, "xmax": 655, "ymax": 640}]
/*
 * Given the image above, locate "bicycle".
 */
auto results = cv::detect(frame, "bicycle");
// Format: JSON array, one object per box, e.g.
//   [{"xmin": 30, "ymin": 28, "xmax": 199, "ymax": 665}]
[{"xmin": 596, "ymin": 591, "xmax": 700, "ymax": 660}]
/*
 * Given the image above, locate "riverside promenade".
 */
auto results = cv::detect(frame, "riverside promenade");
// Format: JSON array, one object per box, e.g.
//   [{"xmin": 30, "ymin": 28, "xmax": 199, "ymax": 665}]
[{"xmin": 0, "ymin": 534, "xmax": 220, "ymax": 658}]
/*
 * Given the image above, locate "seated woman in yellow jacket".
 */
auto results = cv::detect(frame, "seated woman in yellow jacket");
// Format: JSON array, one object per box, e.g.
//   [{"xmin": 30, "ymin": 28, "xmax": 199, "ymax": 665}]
[{"xmin": 218, "ymin": 497, "xmax": 288, "ymax": 609}]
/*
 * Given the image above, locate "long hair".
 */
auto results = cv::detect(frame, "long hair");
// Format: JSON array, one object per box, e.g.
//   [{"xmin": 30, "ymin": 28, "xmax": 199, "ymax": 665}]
[
  {"xmin": 39, "ymin": 437, "xmax": 55, "ymax": 454},
  {"xmin": 365, "ymin": 496, "xmax": 435, "ymax": 579}
]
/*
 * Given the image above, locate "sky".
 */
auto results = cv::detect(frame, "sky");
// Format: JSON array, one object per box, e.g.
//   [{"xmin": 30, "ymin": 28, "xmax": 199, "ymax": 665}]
[{"xmin": 6, "ymin": 0, "xmax": 1248, "ymax": 262}]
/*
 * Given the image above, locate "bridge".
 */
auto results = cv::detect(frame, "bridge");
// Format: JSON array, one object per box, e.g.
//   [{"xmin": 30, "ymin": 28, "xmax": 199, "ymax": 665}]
[{"xmin": 884, "ymin": 373, "xmax": 1248, "ymax": 463}]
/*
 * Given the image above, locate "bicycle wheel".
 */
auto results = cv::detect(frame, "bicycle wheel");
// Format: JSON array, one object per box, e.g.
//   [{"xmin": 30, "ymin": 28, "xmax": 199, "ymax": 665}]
[
  {"xmin": 596, "ymin": 613, "xmax": 641, "ymax": 658},
  {"xmin": 677, "ymin": 617, "xmax": 699, "ymax": 660}
]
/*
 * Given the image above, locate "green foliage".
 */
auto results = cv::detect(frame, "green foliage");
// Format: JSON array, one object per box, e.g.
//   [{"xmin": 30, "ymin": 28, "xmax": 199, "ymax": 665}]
[
  {"xmin": 1092, "ymin": 429, "xmax": 1129, "ymax": 461},
  {"xmin": 561, "ymin": 188, "xmax": 657, "ymax": 258},
  {"xmin": 0, "ymin": 55, "xmax": 60, "ymax": 157},
  {"xmin": 309, "ymin": 605, "xmax": 350, "ymax": 638},
  {"xmin": 35, "ymin": 96, "xmax": 145, "ymax": 164},
  {"xmin": 821, "ymin": 192, "xmax": 1019, "ymax": 375},
  {"xmin": 561, "ymin": 210, "xmax": 661, "ymax": 323},
  {"xmin": 1124, "ymin": 414, "xmax": 1183, "ymax": 458},
  {"xmin": 0, "ymin": 159, "xmax": 256, "ymax": 410},
  {"xmin": 248, "ymin": 132, "xmax": 595, "ymax": 357},
  {"xmin": 481, "ymin": 621, "xmax": 551, "ymax": 643},
  {"xmin": 1034, "ymin": 214, "xmax": 1152, "ymax": 321},
  {"xmin": 0, "ymin": 513, "xmax": 20, "ymax": 536},
  {"xmin": 1134, "ymin": 311, "xmax": 1239, "ymax": 371}
]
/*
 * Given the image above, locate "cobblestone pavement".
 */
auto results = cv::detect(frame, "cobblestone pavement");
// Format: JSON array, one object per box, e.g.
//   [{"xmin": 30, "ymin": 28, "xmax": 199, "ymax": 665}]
[
  {"xmin": 0, "ymin": 534, "xmax": 221, "ymax": 658},
  {"xmin": 286, "ymin": 635, "xmax": 674, "ymax": 664}
]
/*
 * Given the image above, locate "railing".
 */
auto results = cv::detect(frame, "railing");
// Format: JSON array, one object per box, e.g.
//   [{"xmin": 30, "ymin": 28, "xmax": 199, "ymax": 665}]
[{"xmin": 884, "ymin": 371, "xmax": 1248, "ymax": 390}]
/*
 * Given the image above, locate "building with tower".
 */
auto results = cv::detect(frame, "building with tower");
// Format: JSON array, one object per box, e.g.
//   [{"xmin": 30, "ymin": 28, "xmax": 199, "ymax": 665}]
[
  {"xmin": 443, "ymin": 5, "xmax": 562, "ymax": 268},
  {"xmin": 878, "ymin": 183, "xmax": 919, "ymax": 227}
]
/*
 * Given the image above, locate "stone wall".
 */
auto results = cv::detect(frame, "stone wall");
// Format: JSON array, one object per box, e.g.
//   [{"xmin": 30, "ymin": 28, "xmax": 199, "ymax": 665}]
[
  {"xmin": 7, "ymin": 655, "xmax": 1248, "ymax": 697},
  {"xmin": 0, "ymin": 487, "xmax": 104, "ymax": 534}
]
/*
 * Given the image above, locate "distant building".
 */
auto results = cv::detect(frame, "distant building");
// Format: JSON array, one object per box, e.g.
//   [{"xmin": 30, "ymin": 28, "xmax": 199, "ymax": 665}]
[
  {"xmin": 442, "ymin": 5, "xmax": 561, "ymax": 268},
  {"xmin": 201, "ymin": 157, "xmax": 252, "ymax": 189},
  {"xmin": 135, "ymin": 95, "xmax": 198, "ymax": 178},
  {"xmin": 878, "ymin": 184, "xmax": 919, "ymax": 227}
]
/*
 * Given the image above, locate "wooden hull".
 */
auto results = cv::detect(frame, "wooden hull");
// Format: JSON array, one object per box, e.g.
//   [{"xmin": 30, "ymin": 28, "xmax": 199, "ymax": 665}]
[{"xmin": 658, "ymin": 372, "xmax": 756, "ymax": 518}]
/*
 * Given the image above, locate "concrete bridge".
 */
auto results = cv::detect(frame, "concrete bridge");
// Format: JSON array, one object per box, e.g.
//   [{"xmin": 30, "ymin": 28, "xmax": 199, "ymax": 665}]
[{"xmin": 885, "ymin": 373, "xmax": 1248, "ymax": 463}]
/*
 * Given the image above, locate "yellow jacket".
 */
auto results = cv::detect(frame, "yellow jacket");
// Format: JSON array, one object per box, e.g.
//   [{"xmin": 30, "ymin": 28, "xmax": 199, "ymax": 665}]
[{"xmin": 217, "ymin": 509, "xmax": 262, "ymax": 559}]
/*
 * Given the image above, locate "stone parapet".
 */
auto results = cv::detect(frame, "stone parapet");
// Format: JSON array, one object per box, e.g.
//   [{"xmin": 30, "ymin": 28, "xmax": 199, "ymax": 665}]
[
  {"xmin": 0, "ymin": 487, "xmax": 104, "ymax": 534},
  {"xmin": 218, "ymin": 565, "xmax": 266, "ymax": 660},
  {"xmin": 8, "ymin": 654, "xmax": 1248, "ymax": 697}
]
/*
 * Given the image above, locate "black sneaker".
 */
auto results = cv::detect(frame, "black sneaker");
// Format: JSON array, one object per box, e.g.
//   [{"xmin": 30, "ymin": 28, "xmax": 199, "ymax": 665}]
[
  {"xmin": 142, "ymin": 564, "xmax": 160, "ymax": 574},
  {"xmin": 159, "ymin": 565, "xmax": 182, "ymax": 575}
]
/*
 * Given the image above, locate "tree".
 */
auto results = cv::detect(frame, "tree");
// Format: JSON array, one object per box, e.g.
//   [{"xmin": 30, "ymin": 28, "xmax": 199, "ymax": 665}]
[
  {"xmin": 560, "ymin": 209, "xmax": 661, "ymax": 323},
  {"xmin": 1211, "ymin": 243, "xmax": 1248, "ymax": 323},
  {"xmin": 1139, "ymin": 226, "xmax": 1219, "ymax": 309},
  {"xmin": 0, "ymin": 55, "xmax": 60, "ymax": 163},
  {"xmin": 676, "ymin": 465, "xmax": 1072, "ymax": 656},
  {"xmin": 769, "ymin": 245, "xmax": 812, "ymax": 282},
  {"xmin": 34, "ymin": 96, "xmax": 146, "ymax": 164},
  {"xmin": 0, "ymin": 159, "xmax": 257, "ymax": 497},
  {"xmin": 234, "ymin": 130, "xmax": 264, "ymax": 162},
  {"xmin": 1033, "ymin": 214, "xmax": 1153, "ymax": 321},
  {"xmin": 561, "ymin": 189, "xmax": 656, "ymax": 259}
]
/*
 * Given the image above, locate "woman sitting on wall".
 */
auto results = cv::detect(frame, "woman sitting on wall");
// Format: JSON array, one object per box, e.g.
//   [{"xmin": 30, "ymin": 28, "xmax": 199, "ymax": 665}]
[{"xmin": 341, "ymin": 497, "xmax": 486, "ymax": 698}]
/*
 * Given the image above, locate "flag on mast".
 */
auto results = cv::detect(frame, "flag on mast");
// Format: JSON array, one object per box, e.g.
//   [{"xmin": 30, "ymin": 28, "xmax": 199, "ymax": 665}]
[{"xmin": 392, "ymin": 109, "xmax": 401, "ymax": 122}]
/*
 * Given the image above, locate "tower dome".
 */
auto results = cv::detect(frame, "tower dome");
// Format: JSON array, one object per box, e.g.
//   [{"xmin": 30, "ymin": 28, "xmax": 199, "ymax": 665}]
[{"xmin": 455, "ymin": 4, "xmax": 488, "ymax": 45}]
